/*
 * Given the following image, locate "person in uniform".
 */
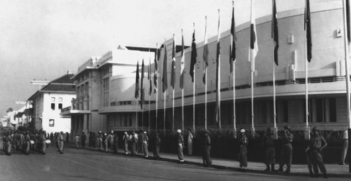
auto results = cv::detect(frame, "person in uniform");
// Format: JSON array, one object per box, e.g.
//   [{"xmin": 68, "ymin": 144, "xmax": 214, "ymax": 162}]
[
  {"xmin": 142, "ymin": 131, "xmax": 149, "ymax": 158},
  {"xmin": 123, "ymin": 132, "xmax": 129, "ymax": 155},
  {"xmin": 238, "ymin": 128, "xmax": 248, "ymax": 169},
  {"xmin": 3, "ymin": 132, "xmax": 12, "ymax": 155},
  {"xmin": 75, "ymin": 133, "xmax": 80, "ymax": 149},
  {"xmin": 177, "ymin": 129, "xmax": 185, "ymax": 163},
  {"xmin": 130, "ymin": 131, "xmax": 137, "ymax": 157},
  {"xmin": 23, "ymin": 131, "xmax": 31, "ymax": 155},
  {"xmin": 137, "ymin": 130, "xmax": 143, "ymax": 154},
  {"xmin": 306, "ymin": 127, "xmax": 328, "ymax": 178},
  {"xmin": 153, "ymin": 132, "xmax": 161, "ymax": 160},
  {"xmin": 113, "ymin": 131, "xmax": 119, "ymax": 154},
  {"xmin": 58, "ymin": 131, "xmax": 64, "ymax": 154},
  {"xmin": 340, "ymin": 129, "xmax": 348, "ymax": 165},
  {"xmin": 97, "ymin": 131, "xmax": 103, "ymax": 150},
  {"xmin": 202, "ymin": 130, "xmax": 212, "ymax": 167},
  {"xmin": 187, "ymin": 129, "xmax": 194, "ymax": 156},
  {"xmin": 278, "ymin": 126, "xmax": 293, "ymax": 174},
  {"xmin": 81, "ymin": 132, "xmax": 86, "ymax": 148},
  {"xmin": 263, "ymin": 127, "xmax": 276, "ymax": 172},
  {"xmin": 107, "ymin": 131, "xmax": 114, "ymax": 151},
  {"xmin": 103, "ymin": 133, "xmax": 108, "ymax": 152}
]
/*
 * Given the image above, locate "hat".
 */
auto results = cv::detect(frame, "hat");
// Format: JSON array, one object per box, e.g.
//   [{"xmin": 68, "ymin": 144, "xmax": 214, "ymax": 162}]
[
  {"xmin": 177, "ymin": 129, "xmax": 181, "ymax": 133},
  {"xmin": 240, "ymin": 129, "xmax": 245, "ymax": 133},
  {"xmin": 124, "ymin": 132, "xmax": 127, "ymax": 134},
  {"xmin": 312, "ymin": 126, "xmax": 319, "ymax": 131}
]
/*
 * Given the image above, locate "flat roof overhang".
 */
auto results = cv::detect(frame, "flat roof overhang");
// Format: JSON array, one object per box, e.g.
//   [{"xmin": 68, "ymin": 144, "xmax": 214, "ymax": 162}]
[{"xmin": 60, "ymin": 110, "xmax": 91, "ymax": 116}]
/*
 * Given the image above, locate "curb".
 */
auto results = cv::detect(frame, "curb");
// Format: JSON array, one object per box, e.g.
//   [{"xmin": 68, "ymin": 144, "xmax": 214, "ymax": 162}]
[{"xmin": 67, "ymin": 145, "xmax": 351, "ymax": 178}]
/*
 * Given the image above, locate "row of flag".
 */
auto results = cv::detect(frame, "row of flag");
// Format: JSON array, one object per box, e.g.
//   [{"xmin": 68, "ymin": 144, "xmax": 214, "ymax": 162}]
[{"xmin": 132, "ymin": 0, "xmax": 333, "ymax": 127}]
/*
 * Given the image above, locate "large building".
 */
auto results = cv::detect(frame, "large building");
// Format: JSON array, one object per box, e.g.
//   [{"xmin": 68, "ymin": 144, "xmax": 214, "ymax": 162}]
[
  {"xmin": 65, "ymin": 1, "xmax": 349, "ymax": 135},
  {"xmin": 28, "ymin": 71, "xmax": 76, "ymax": 133},
  {"xmin": 61, "ymin": 45, "xmax": 154, "ymax": 138}
]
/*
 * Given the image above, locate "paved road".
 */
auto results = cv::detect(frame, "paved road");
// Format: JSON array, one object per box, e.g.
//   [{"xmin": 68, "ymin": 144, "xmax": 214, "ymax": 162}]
[{"xmin": 0, "ymin": 145, "xmax": 349, "ymax": 181}]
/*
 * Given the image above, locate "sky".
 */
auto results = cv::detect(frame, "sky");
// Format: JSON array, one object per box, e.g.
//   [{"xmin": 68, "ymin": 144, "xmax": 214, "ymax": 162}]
[{"xmin": 0, "ymin": 0, "xmax": 335, "ymax": 117}]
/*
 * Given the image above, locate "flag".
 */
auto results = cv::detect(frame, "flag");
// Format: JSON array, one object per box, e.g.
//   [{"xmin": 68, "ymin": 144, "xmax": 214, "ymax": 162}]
[
  {"xmin": 272, "ymin": 0, "xmax": 279, "ymax": 66},
  {"xmin": 148, "ymin": 59, "xmax": 152, "ymax": 95},
  {"xmin": 154, "ymin": 44, "xmax": 160, "ymax": 94},
  {"xmin": 347, "ymin": 0, "xmax": 351, "ymax": 44},
  {"xmin": 180, "ymin": 31, "xmax": 185, "ymax": 89},
  {"xmin": 162, "ymin": 41, "xmax": 168, "ymax": 92},
  {"xmin": 230, "ymin": 2, "xmax": 237, "ymax": 72},
  {"xmin": 171, "ymin": 37, "xmax": 176, "ymax": 88},
  {"xmin": 249, "ymin": 0, "xmax": 258, "ymax": 71},
  {"xmin": 140, "ymin": 59, "xmax": 145, "ymax": 108},
  {"xmin": 134, "ymin": 61, "xmax": 139, "ymax": 99},
  {"xmin": 304, "ymin": 0, "xmax": 312, "ymax": 62},
  {"xmin": 215, "ymin": 10, "xmax": 221, "ymax": 123},
  {"xmin": 189, "ymin": 29, "xmax": 197, "ymax": 82},
  {"xmin": 203, "ymin": 17, "xmax": 209, "ymax": 84}
]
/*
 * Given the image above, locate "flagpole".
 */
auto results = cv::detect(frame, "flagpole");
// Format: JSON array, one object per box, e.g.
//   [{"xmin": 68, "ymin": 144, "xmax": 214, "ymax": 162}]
[
  {"xmin": 193, "ymin": 23, "xmax": 196, "ymax": 132},
  {"xmin": 182, "ymin": 85, "xmax": 184, "ymax": 131},
  {"xmin": 172, "ymin": 34, "xmax": 175, "ymax": 132},
  {"xmin": 250, "ymin": 0, "xmax": 255, "ymax": 136},
  {"xmin": 149, "ymin": 95, "xmax": 150, "ymax": 133},
  {"xmin": 136, "ymin": 99, "xmax": 138, "ymax": 130},
  {"xmin": 217, "ymin": 10, "xmax": 222, "ymax": 130},
  {"xmin": 304, "ymin": 0, "xmax": 310, "ymax": 139},
  {"xmin": 342, "ymin": 0, "xmax": 351, "ymax": 172},
  {"xmin": 273, "ymin": 60, "xmax": 277, "ymax": 128},
  {"xmin": 204, "ymin": 16, "xmax": 208, "ymax": 130},
  {"xmin": 232, "ymin": 1, "xmax": 236, "ymax": 136},
  {"xmin": 181, "ymin": 29, "xmax": 185, "ymax": 131},
  {"xmin": 155, "ymin": 43, "xmax": 159, "ymax": 132}
]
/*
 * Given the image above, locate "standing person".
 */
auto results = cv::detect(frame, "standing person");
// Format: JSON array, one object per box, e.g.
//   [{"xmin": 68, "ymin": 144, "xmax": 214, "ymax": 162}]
[
  {"xmin": 75, "ymin": 133, "xmax": 80, "ymax": 149},
  {"xmin": 187, "ymin": 129, "xmax": 194, "ymax": 156},
  {"xmin": 103, "ymin": 133, "xmax": 108, "ymax": 152},
  {"xmin": 177, "ymin": 129, "xmax": 185, "ymax": 163},
  {"xmin": 130, "ymin": 131, "xmax": 137, "ymax": 157},
  {"xmin": 278, "ymin": 126, "xmax": 294, "ymax": 174},
  {"xmin": 137, "ymin": 130, "xmax": 143, "ymax": 154},
  {"xmin": 113, "ymin": 131, "xmax": 119, "ymax": 154},
  {"xmin": 58, "ymin": 132, "xmax": 64, "ymax": 154},
  {"xmin": 92, "ymin": 132, "xmax": 96, "ymax": 148},
  {"xmin": 153, "ymin": 132, "xmax": 161, "ymax": 160},
  {"xmin": 202, "ymin": 131, "xmax": 212, "ymax": 167},
  {"xmin": 97, "ymin": 131, "xmax": 103, "ymax": 150},
  {"xmin": 238, "ymin": 128, "xmax": 248, "ymax": 169},
  {"xmin": 340, "ymin": 129, "xmax": 348, "ymax": 165},
  {"xmin": 81, "ymin": 132, "xmax": 86, "ymax": 148},
  {"xmin": 142, "ymin": 131, "xmax": 149, "ymax": 158},
  {"xmin": 123, "ymin": 132, "xmax": 129, "ymax": 155},
  {"xmin": 107, "ymin": 131, "xmax": 114, "ymax": 151},
  {"xmin": 263, "ymin": 127, "xmax": 276, "ymax": 172},
  {"xmin": 66, "ymin": 132, "xmax": 69, "ymax": 143},
  {"xmin": 306, "ymin": 127, "xmax": 328, "ymax": 178},
  {"xmin": 88, "ymin": 132, "xmax": 92, "ymax": 147}
]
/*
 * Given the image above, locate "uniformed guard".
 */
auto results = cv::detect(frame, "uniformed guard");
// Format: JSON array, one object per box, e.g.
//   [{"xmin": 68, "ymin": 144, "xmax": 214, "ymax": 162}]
[
  {"xmin": 23, "ymin": 131, "xmax": 31, "ymax": 155},
  {"xmin": 177, "ymin": 129, "xmax": 185, "ymax": 163},
  {"xmin": 142, "ymin": 131, "xmax": 149, "ymax": 158},
  {"xmin": 113, "ymin": 131, "xmax": 118, "ymax": 154},
  {"xmin": 153, "ymin": 132, "xmax": 161, "ymax": 160},
  {"xmin": 263, "ymin": 127, "xmax": 276, "ymax": 172},
  {"xmin": 81, "ymin": 132, "xmax": 86, "ymax": 148},
  {"xmin": 202, "ymin": 130, "xmax": 212, "ymax": 167},
  {"xmin": 130, "ymin": 131, "xmax": 137, "ymax": 157},
  {"xmin": 97, "ymin": 131, "xmax": 103, "ymax": 150},
  {"xmin": 238, "ymin": 128, "xmax": 248, "ymax": 169},
  {"xmin": 306, "ymin": 127, "xmax": 328, "ymax": 178},
  {"xmin": 38, "ymin": 131, "xmax": 46, "ymax": 154},
  {"xmin": 123, "ymin": 132, "xmax": 129, "ymax": 155},
  {"xmin": 278, "ymin": 126, "xmax": 293, "ymax": 174},
  {"xmin": 107, "ymin": 131, "xmax": 114, "ymax": 151},
  {"xmin": 58, "ymin": 131, "xmax": 64, "ymax": 154},
  {"xmin": 3, "ymin": 132, "xmax": 12, "ymax": 155}
]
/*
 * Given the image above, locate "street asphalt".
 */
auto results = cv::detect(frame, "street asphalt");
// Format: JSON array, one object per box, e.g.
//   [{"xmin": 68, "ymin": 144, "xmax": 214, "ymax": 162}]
[{"xmin": 0, "ymin": 142, "xmax": 350, "ymax": 181}]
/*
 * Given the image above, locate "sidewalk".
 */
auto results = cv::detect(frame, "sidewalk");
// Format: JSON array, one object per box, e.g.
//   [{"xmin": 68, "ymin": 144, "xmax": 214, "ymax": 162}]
[{"xmin": 68, "ymin": 144, "xmax": 350, "ymax": 178}]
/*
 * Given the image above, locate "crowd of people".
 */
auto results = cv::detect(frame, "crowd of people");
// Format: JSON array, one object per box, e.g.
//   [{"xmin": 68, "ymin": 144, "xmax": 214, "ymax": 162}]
[{"xmin": 2, "ymin": 126, "xmax": 348, "ymax": 178}]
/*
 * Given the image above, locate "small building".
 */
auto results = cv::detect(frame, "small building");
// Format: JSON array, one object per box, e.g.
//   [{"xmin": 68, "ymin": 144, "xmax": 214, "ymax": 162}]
[{"xmin": 28, "ymin": 71, "xmax": 76, "ymax": 133}]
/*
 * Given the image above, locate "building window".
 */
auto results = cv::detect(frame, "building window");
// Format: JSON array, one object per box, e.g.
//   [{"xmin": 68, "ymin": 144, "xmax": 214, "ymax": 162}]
[
  {"xmin": 58, "ymin": 103, "xmax": 63, "ymax": 109},
  {"xmin": 59, "ymin": 97, "xmax": 63, "ymax": 102},
  {"xmin": 51, "ymin": 97, "xmax": 55, "ymax": 102},
  {"xmin": 51, "ymin": 103, "xmax": 55, "ymax": 110},
  {"xmin": 49, "ymin": 119, "xmax": 55, "ymax": 127}
]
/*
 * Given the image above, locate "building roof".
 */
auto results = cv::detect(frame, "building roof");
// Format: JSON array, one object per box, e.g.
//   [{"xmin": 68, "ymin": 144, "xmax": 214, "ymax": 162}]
[{"xmin": 28, "ymin": 73, "xmax": 76, "ymax": 100}]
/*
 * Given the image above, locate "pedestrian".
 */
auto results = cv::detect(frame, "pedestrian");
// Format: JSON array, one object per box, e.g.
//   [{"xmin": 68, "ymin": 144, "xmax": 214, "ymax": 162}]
[
  {"xmin": 263, "ymin": 127, "xmax": 276, "ymax": 172},
  {"xmin": 103, "ymin": 133, "xmax": 108, "ymax": 152},
  {"xmin": 202, "ymin": 130, "xmax": 212, "ymax": 167},
  {"xmin": 58, "ymin": 131, "xmax": 64, "ymax": 154},
  {"xmin": 75, "ymin": 133, "xmax": 80, "ymax": 149},
  {"xmin": 66, "ymin": 132, "xmax": 69, "ymax": 143},
  {"xmin": 278, "ymin": 126, "xmax": 293, "ymax": 174},
  {"xmin": 97, "ymin": 131, "xmax": 103, "ymax": 150},
  {"xmin": 138, "ymin": 129, "xmax": 143, "ymax": 154},
  {"xmin": 82, "ymin": 132, "xmax": 87, "ymax": 148},
  {"xmin": 339, "ymin": 129, "xmax": 348, "ymax": 165},
  {"xmin": 177, "ymin": 129, "xmax": 185, "ymax": 163},
  {"xmin": 306, "ymin": 127, "xmax": 328, "ymax": 178},
  {"xmin": 113, "ymin": 131, "xmax": 119, "ymax": 154},
  {"xmin": 153, "ymin": 132, "xmax": 161, "ymax": 160},
  {"xmin": 123, "ymin": 132, "xmax": 129, "ymax": 155},
  {"xmin": 187, "ymin": 129, "xmax": 194, "ymax": 156},
  {"xmin": 238, "ymin": 128, "xmax": 248, "ymax": 169},
  {"xmin": 142, "ymin": 131, "xmax": 149, "ymax": 158}
]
